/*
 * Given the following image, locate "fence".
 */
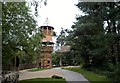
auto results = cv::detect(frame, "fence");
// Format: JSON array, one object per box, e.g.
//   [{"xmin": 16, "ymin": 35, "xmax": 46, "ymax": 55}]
[
  {"xmin": 19, "ymin": 63, "xmax": 37, "ymax": 70},
  {"xmin": 2, "ymin": 63, "xmax": 37, "ymax": 71}
]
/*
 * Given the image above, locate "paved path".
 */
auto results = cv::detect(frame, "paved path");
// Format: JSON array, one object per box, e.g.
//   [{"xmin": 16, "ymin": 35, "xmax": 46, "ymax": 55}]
[{"xmin": 19, "ymin": 67, "xmax": 90, "ymax": 83}]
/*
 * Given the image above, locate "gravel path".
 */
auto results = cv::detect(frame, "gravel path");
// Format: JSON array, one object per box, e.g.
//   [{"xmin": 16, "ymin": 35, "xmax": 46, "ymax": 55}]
[{"xmin": 19, "ymin": 67, "xmax": 90, "ymax": 83}]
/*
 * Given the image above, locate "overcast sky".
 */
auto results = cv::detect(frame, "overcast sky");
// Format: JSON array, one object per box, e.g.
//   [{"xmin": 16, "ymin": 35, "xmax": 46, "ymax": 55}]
[{"xmin": 36, "ymin": 0, "xmax": 82, "ymax": 35}]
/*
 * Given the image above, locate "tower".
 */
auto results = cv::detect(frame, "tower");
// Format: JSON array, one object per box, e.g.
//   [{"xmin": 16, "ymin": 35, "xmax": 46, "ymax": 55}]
[{"xmin": 40, "ymin": 18, "xmax": 54, "ymax": 68}]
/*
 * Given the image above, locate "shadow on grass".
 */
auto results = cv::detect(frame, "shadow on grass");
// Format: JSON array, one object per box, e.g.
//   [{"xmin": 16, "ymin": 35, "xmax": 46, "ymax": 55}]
[{"xmin": 19, "ymin": 78, "xmax": 66, "ymax": 83}]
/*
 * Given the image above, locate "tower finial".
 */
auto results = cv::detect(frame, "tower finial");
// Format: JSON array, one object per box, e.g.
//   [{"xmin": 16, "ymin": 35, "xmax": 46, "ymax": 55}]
[{"xmin": 43, "ymin": 17, "xmax": 51, "ymax": 26}]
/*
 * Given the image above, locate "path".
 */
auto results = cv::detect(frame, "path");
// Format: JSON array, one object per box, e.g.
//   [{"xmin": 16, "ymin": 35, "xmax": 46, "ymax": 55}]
[{"xmin": 19, "ymin": 67, "xmax": 90, "ymax": 83}]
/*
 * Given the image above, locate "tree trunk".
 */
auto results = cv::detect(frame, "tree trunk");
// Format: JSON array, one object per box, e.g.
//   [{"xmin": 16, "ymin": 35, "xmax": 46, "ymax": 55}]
[
  {"xmin": 112, "ymin": 20, "xmax": 116, "ymax": 33},
  {"xmin": 60, "ymin": 53, "xmax": 62, "ymax": 67},
  {"xmin": 14, "ymin": 56, "xmax": 16, "ymax": 71},
  {"xmin": 117, "ymin": 41, "xmax": 120, "ymax": 62},
  {"xmin": 111, "ymin": 45, "xmax": 116, "ymax": 65},
  {"xmin": 107, "ymin": 20, "xmax": 111, "ymax": 33}
]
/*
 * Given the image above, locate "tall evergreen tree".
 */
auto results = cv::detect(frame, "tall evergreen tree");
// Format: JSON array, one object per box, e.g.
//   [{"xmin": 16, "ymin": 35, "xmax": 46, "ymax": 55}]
[{"xmin": 66, "ymin": 2, "xmax": 120, "ymax": 67}]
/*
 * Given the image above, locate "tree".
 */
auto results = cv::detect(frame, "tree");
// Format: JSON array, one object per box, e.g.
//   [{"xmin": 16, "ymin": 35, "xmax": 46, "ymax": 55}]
[
  {"xmin": 28, "ymin": 0, "xmax": 48, "ymax": 17},
  {"xmin": 66, "ymin": 2, "xmax": 120, "ymax": 68},
  {"xmin": 56, "ymin": 28, "xmax": 66, "ymax": 46},
  {"xmin": 2, "ymin": 2, "xmax": 43, "ymax": 66},
  {"xmin": 56, "ymin": 28, "xmax": 68, "ymax": 66},
  {"xmin": 52, "ymin": 52, "xmax": 59, "ymax": 66}
]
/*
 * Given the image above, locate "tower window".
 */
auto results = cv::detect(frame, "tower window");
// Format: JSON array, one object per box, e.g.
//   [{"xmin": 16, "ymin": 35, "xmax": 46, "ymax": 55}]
[{"xmin": 48, "ymin": 60, "xmax": 50, "ymax": 63}]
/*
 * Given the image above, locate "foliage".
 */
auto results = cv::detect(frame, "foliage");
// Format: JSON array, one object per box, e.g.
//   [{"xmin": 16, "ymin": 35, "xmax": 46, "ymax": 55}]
[
  {"xmin": 66, "ymin": 2, "xmax": 120, "ymax": 68},
  {"xmin": 2, "ymin": 2, "xmax": 43, "ymax": 65},
  {"xmin": 107, "ymin": 63, "xmax": 120, "ymax": 83},
  {"xmin": 27, "ymin": 0, "xmax": 48, "ymax": 17},
  {"xmin": 0, "ymin": 2, "xmax": 1, "ymax": 32},
  {"xmin": 52, "ymin": 52, "xmax": 59, "ymax": 66},
  {"xmin": 61, "ymin": 51, "xmax": 81, "ymax": 66},
  {"xmin": 64, "ymin": 2, "xmax": 120, "ymax": 83},
  {"xmin": 19, "ymin": 78, "xmax": 66, "ymax": 83},
  {"xmin": 56, "ymin": 28, "xmax": 67, "ymax": 46}
]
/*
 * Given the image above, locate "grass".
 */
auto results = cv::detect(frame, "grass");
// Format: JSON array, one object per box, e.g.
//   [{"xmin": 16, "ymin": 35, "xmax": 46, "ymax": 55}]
[
  {"xmin": 64, "ymin": 68, "xmax": 112, "ymax": 83},
  {"xmin": 19, "ymin": 78, "xmax": 66, "ymax": 83},
  {"xmin": 28, "ymin": 68, "xmax": 49, "ymax": 72}
]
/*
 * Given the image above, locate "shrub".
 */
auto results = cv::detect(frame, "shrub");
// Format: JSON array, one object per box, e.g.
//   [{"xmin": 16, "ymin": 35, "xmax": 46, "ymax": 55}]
[{"xmin": 107, "ymin": 63, "xmax": 120, "ymax": 83}]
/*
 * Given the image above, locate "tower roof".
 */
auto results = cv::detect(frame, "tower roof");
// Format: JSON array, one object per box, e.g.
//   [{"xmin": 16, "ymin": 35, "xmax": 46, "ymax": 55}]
[
  {"xmin": 43, "ymin": 18, "xmax": 50, "ymax": 26},
  {"xmin": 41, "ymin": 18, "xmax": 54, "ymax": 29}
]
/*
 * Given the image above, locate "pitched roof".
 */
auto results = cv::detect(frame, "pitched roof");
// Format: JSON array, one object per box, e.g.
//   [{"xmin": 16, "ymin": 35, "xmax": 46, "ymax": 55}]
[
  {"xmin": 40, "ymin": 18, "xmax": 54, "ymax": 29},
  {"xmin": 56, "ymin": 46, "xmax": 70, "ymax": 52}
]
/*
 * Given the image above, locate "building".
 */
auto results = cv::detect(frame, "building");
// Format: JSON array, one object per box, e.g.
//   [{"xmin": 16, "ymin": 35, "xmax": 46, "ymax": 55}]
[
  {"xmin": 40, "ymin": 18, "xmax": 54, "ymax": 68},
  {"xmin": 56, "ymin": 45, "xmax": 70, "ymax": 66}
]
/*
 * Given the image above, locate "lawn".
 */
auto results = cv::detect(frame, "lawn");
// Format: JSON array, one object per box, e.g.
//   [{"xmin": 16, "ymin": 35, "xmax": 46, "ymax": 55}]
[
  {"xmin": 64, "ymin": 68, "xmax": 112, "ymax": 83},
  {"xmin": 19, "ymin": 78, "xmax": 66, "ymax": 83},
  {"xmin": 28, "ymin": 68, "xmax": 50, "ymax": 72}
]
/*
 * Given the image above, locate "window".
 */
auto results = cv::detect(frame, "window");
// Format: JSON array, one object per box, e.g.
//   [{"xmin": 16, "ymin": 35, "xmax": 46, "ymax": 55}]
[{"xmin": 48, "ymin": 60, "xmax": 50, "ymax": 63}]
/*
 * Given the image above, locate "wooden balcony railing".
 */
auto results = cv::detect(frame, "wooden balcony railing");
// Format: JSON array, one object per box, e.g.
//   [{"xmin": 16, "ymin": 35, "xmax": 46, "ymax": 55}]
[{"xmin": 41, "ymin": 46, "xmax": 53, "ymax": 52}]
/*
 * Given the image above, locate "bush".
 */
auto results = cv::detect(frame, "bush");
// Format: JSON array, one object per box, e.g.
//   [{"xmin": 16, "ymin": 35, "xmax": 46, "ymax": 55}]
[{"xmin": 107, "ymin": 63, "xmax": 120, "ymax": 83}]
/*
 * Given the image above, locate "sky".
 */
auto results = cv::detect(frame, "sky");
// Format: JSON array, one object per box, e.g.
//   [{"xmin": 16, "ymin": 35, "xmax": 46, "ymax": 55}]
[
  {"xmin": 36, "ymin": 0, "xmax": 82, "ymax": 35},
  {"xmin": 27, "ymin": 0, "xmax": 83, "ymax": 50}
]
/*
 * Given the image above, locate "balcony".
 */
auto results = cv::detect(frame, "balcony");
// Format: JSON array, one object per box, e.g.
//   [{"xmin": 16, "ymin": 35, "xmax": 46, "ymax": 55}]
[{"xmin": 41, "ymin": 46, "xmax": 53, "ymax": 52}]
